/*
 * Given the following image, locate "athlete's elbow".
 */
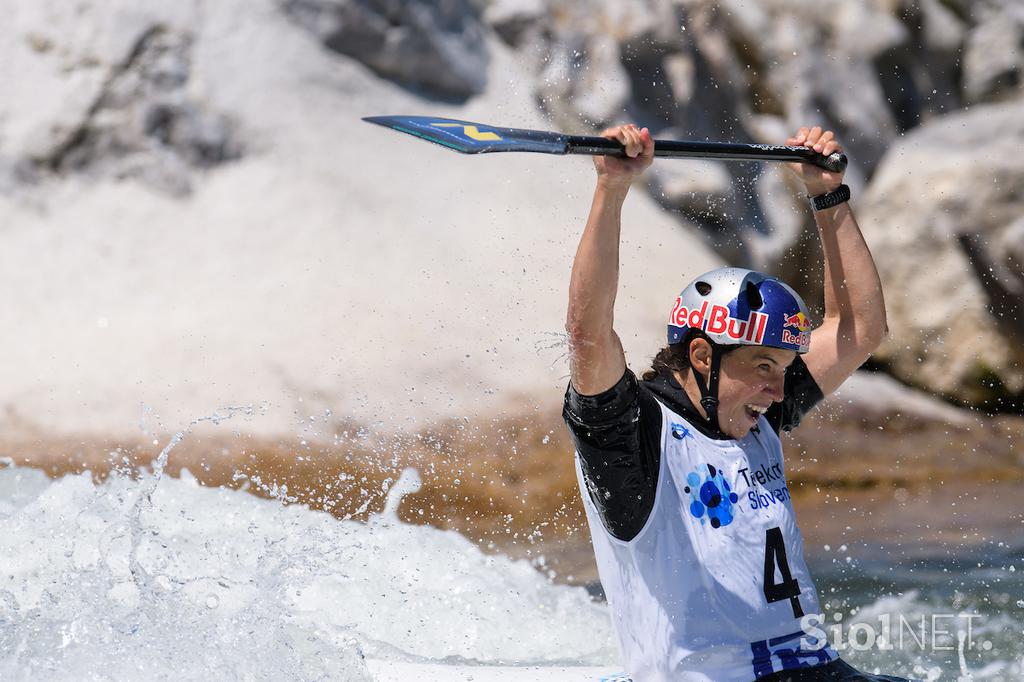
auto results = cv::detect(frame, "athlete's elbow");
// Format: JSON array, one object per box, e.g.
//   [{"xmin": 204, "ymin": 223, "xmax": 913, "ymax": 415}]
[
  {"xmin": 565, "ymin": 309, "xmax": 611, "ymax": 348},
  {"xmin": 863, "ymin": 318, "xmax": 889, "ymax": 354},
  {"xmin": 835, "ymin": 319, "xmax": 887, "ymax": 361},
  {"xmin": 841, "ymin": 309, "xmax": 888, "ymax": 355},
  {"xmin": 565, "ymin": 318, "xmax": 599, "ymax": 352}
]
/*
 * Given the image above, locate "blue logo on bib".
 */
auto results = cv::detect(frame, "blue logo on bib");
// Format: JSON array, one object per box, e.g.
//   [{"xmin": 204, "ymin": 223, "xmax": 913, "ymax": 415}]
[
  {"xmin": 684, "ymin": 463, "xmax": 739, "ymax": 529},
  {"xmin": 670, "ymin": 422, "xmax": 692, "ymax": 439}
]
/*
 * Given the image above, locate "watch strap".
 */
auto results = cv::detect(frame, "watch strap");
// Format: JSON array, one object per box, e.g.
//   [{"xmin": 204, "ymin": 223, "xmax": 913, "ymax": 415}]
[{"xmin": 808, "ymin": 183, "xmax": 850, "ymax": 211}]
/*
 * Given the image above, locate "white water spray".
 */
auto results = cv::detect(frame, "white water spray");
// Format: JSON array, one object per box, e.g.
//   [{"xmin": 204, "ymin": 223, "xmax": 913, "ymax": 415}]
[{"xmin": 0, "ymin": 412, "xmax": 618, "ymax": 680}]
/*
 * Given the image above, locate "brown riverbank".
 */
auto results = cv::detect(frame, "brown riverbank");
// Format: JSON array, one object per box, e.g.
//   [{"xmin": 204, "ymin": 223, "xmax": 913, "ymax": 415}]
[{"xmin": 4, "ymin": 397, "xmax": 1022, "ymax": 587}]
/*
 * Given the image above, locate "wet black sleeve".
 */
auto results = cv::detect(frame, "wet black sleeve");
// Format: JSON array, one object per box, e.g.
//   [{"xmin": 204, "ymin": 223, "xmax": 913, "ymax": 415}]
[
  {"xmin": 562, "ymin": 369, "xmax": 662, "ymax": 542},
  {"xmin": 764, "ymin": 355, "xmax": 825, "ymax": 434}
]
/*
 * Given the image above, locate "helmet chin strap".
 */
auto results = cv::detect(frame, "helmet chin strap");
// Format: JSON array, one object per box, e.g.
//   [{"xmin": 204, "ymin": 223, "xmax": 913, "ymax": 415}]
[{"xmin": 690, "ymin": 342, "xmax": 723, "ymax": 432}]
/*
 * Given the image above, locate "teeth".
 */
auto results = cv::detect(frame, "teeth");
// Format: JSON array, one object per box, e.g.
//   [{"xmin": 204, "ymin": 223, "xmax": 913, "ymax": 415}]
[{"xmin": 747, "ymin": 404, "xmax": 768, "ymax": 414}]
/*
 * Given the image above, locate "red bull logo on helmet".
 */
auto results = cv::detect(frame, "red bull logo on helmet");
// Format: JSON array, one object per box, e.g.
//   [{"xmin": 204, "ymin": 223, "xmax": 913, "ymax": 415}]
[
  {"xmin": 781, "ymin": 329, "xmax": 810, "ymax": 348},
  {"xmin": 670, "ymin": 298, "xmax": 769, "ymax": 344},
  {"xmin": 783, "ymin": 312, "xmax": 811, "ymax": 331},
  {"xmin": 781, "ymin": 311, "xmax": 811, "ymax": 349}
]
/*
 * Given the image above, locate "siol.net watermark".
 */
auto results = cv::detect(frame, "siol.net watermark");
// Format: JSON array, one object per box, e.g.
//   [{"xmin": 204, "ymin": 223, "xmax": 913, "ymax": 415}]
[{"xmin": 800, "ymin": 612, "xmax": 985, "ymax": 652}]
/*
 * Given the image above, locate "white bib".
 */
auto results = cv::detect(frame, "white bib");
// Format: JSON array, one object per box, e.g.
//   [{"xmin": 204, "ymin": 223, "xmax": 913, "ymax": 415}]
[{"xmin": 577, "ymin": 399, "xmax": 836, "ymax": 681}]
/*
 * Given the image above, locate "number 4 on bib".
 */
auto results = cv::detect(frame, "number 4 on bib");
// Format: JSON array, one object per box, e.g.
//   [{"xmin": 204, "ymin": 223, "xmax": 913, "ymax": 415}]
[{"xmin": 763, "ymin": 527, "xmax": 804, "ymax": 618}]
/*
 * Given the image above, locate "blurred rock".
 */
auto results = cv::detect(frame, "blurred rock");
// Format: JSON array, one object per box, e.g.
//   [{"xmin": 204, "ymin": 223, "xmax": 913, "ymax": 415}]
[
  {"xmin": 963, "ymin": 10, "xmax": 1024, "ymax": 103},
  {"xmin": 535, "ymin": 30, "xmax": 630, "ymax": 128},
  {"xmin": 0, "ymin": 3, "xmax": 239, "ymax": 196},
  {"xmin": 651, "ymin": 158, "xmax": 732, "ymax": 214},
  {"xmin": 872, "ymin": 0, "xmax": 965, "ymax": 132},
  {"xmin": 662, "ymin": 52, "xmax": 696, "ymax": 104},
  {"xmin": 860, "ymin": 98, "xmax": 1024, "ymax": 405},
  {"xmin": 822, "ymin": 370, "xmax": 975, "ymax": 427},
  {"xmin": 532, "ymin": 0, "xmax": 684, "ymax": 129},
  {"xmin": 281, "ymin": 0, "xmax": 489, "ymax": 100},
  {"xmin": 999, "ymin": 215, "xmax": 1024, "ymax": 273},
  {"xmin": 496, "ymin": 0, "xmax": 1023, "ymax": 286},
  {"xmin": 0, "ymin": 1, "xmax": 192, "ymax": 177},
  {"xmin": 569, "ymin": 34, "xmax": 631, "ymax": 125},
  {"xmin": 956, "ymin": 230, "xmax": 1024, "ymax": 348},
  {"xmin": 748, "ymin": 164, "xmax": 807, "ymax": 283},
  {"xmin": 916, "ymin": 0, "xmax": 966, "ymax": 50},
  {"xmin": 484, "ymin": 0, "xmax": 545, "ymax": 47},
  {"xmin": 48, "ymin": 27, "xmax": 242, "ymax": 196},
  {"xmin": 696, "ymin": 0, "xmax": 901, "ymax": 171}
]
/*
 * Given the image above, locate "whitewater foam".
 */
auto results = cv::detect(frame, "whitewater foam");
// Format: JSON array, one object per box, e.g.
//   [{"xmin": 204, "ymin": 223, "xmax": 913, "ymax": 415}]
[
  {"xmin": 0, "ymin": 456, "xmax": 616, "ymax": 681},
  {"xmin": 1, "ymin": 438, "xmax": 1021, "ymax": 680}
]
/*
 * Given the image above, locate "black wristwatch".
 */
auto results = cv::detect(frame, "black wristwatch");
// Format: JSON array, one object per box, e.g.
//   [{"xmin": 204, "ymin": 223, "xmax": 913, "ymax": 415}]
[{"xmin": 808, "ymin": 184, "xmax": 850, "ymax": 211}]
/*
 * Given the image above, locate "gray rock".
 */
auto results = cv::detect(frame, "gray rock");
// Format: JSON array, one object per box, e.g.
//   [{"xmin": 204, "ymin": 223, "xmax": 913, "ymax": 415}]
[
  {"xmin": 531, "ymin": 0, "xmax": 685, "ymax": 129},
  {"xmin": 652, "ymin": 158, "xmax": 732, "ymax": 212},
  {"xmin": 918, "ymin": 0, "xmax": 966, "ymax": 50},
  {"xmin": 568, "ymin": 34, "xmax": 631, "ymax": 125},
  {"xmin": 0, "ymin": 0, "xmax": 240, "ymax": 197},
  {"xmin": 281, "ymin": 0, "xmax": 489, "ymax": 100},
  {"xmin": 963, "ymin": 14, "xmax": 1024, "ymax": 103},
  {"xmin": 662, "ymin": 52, "xmax": 696, "ymax": 104},
  {"xmin": 864, "ymin": 0, "xmax": 965, "ymax": 134},
  {"xmin": 748, "ymin": 164, "xmax": 805, "ymax": 275},
  {"xmin": 956, "ymin": 226, "xmax": 1024, "ymax": 348},
  {"xmin": 860, "ymin": 99, "xmax": 1024, "ymax": 404},
  {"xmin": 532, "ymin": 21, "xmax": 634, "ymax": 128},
  {"xmin": 44, "ymin": 27, "xmax": 242, "ymax": 196},
  {"xmin": 484, "ymin": 0, "xmax": 545, "ymax": 47},
  {"xmin": 710, "ymin": 0, "xmax": 901, "ymax": 171},
  {"xmin": 825, "ymin": 370, "xmax": 976, "ymax": 427},
  {"xmin": 534, "ymin": 29, "xmax": 632, "ymax": 128}
]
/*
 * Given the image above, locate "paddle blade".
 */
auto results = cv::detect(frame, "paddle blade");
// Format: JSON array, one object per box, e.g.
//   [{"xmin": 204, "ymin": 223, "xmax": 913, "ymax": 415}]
[{"xmin": 362, "ymin": 116, "xmax": 570, "ymax": 155}]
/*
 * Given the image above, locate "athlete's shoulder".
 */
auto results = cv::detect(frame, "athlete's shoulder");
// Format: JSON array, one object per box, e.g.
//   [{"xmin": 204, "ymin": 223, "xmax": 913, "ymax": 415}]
[
  {"xmin": 566, "ymin": 369, "xmax": 664, "ymax": 542},
  {"xmin": 563, "ymin": 368, "xmax": 639, "ymax": 427}
]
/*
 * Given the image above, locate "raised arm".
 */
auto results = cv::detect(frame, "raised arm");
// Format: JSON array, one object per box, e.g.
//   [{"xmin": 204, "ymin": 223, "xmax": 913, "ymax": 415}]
[
  {"xmin": 786, "ymin": 126, "xmax": 888, "ymax": 396},
  {"xmin": 566, "ymin": 124, "xmax": 654, "ymax": 395}
]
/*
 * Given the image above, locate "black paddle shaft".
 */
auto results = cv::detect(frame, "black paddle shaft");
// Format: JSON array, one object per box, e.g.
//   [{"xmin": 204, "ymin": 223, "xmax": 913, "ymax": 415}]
[{"xmin": 566, "ymin": 135, "xmax": 848, "ymax": 173}]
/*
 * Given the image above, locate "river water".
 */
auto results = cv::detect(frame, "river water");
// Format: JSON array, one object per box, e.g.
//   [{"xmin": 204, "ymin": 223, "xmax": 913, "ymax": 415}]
[{"xmin": 0, "ymin": 458, "xmax": 1021, "ymax": 680}]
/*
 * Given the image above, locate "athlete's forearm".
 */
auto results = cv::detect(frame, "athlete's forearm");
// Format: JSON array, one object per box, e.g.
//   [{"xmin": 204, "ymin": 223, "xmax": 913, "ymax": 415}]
[
  {"xmin": 567, "ymin": 182, "xmax": 629, "ymax": 341},
  {"xmin": 814, "ymin": 203, "xmax": 888, "ymax": 351},
  {"xmin": 565, "ymin": 181, "xmax": 631, "ymax": 394}
]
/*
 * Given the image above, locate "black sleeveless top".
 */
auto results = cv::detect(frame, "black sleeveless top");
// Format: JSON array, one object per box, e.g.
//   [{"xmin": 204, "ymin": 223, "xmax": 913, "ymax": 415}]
[{"xmin": 562, "ymin": 357, "xmax": 823, "ymax": 541}]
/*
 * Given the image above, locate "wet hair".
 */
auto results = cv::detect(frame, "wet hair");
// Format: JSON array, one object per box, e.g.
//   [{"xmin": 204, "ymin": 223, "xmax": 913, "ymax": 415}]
[
  {"xmin": 642, "ymin": 330, "xmax": 741, "ymax": 381},
  {"xmin": 642, "ymin": 343, "xmax": 691, "ymax": 381}
]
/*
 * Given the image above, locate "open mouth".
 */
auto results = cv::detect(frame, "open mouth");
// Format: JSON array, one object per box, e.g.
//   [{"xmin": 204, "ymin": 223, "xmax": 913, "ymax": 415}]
[{"xmin": 744, "ymin": 404, "xmax": 768, "ymax": 423}]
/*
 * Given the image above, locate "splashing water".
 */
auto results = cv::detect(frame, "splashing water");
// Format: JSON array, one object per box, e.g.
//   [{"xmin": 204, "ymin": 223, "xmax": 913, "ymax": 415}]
[
  {"xmin": 0, "ymin": 412, "xmax": 617, "ymax": 681},
  {"xmin": 2, "ymin": 410, "xmax": 1022, "ymax": 680},
  {"xmin": 810, "ymin": 560, "xmax": 1024, "ymax": 681},
  {"xmin": 380, "ymin": 467, "xmax": 421, "ymax": 524}
]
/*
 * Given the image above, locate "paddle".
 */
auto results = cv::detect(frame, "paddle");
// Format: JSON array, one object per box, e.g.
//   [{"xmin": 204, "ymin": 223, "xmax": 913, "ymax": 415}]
[{"xmin": 363, "ymin": 115, "xmax": 847, "ymax": 173}]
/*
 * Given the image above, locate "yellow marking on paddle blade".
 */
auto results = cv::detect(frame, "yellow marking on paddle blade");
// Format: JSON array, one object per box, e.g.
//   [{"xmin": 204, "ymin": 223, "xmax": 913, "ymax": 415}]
[{"xmin": 431, "ymin": 123, "xmax": 502, "ymax": 141}]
